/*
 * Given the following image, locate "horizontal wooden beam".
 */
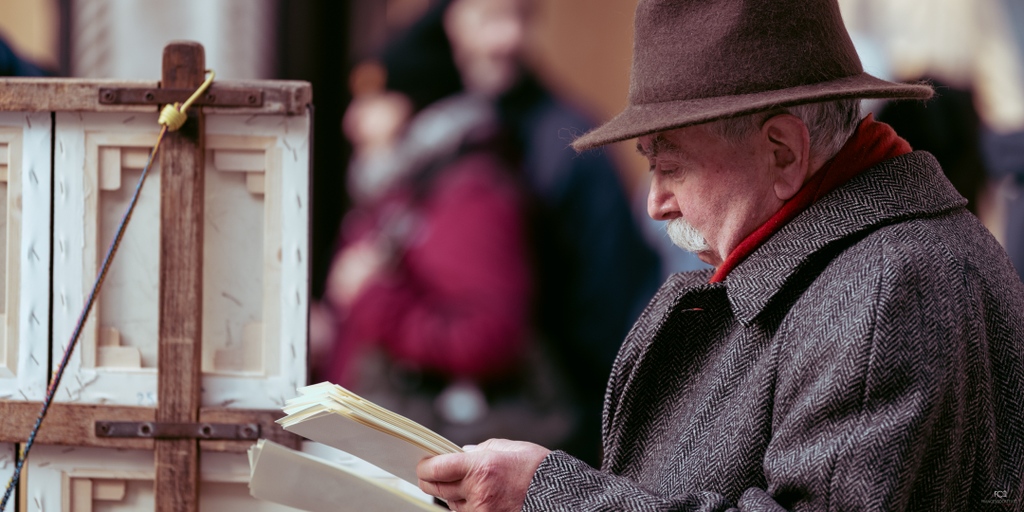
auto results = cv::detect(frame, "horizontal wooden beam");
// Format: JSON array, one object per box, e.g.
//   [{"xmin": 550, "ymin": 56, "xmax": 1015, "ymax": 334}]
[
  {"xmin": 0, "ymin": 78, "xmax": 311, "ymax": 115},
  {"xmin": 0, "ymin": 401, "xmax": 301, "ymax": 453}
]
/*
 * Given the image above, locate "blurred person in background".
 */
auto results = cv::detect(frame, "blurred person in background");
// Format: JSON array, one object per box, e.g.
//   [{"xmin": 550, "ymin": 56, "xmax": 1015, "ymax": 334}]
[
  {"xmin": 443, "ymin": 0, "xmax": 663, "ymax": 465},
  {"xmin": 838, "ymin": 0, "xmax": 1024, "ymax": 277},
  {"xmin": 981, "ymin": 0, "xmax": 1024, "ymax": 280},
  {"xmin": 877, "ymin": 80, "xmax": 987, "ymax": 214},
  {"xmin": 317, "ymin": 0, "xmax": 662, "ymax": 465},
  {"xmin": 0, "ymin": 34, "xmax": 48, "ymax": 77},
  {"xmin": 983, "ymin": 125, "xmax": 1024, "ymax": 280},
  {"xmin": 317, "ymin": 13, "xmax": 544, "ymax": 450}
]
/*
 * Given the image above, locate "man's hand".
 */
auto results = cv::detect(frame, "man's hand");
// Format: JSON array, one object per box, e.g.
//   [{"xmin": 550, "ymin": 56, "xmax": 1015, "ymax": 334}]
[{"xmin": 417, "ymin": 439, "xmax": 551, "ymax": 512}]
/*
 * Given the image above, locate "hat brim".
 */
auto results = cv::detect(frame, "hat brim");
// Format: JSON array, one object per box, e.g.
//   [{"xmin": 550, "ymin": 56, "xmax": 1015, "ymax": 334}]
[{"xmin": 572, "ymin": 73, "xmax": 933, "ymax": 151}]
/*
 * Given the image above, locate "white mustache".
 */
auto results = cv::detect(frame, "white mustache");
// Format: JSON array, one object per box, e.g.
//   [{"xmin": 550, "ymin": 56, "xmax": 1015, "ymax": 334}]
[{"xmin": 666, "ymin": 218, "xmax": 710, "ymax": 253}]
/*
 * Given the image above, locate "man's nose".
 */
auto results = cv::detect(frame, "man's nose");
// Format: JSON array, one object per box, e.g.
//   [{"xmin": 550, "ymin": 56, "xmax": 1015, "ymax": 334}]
[{"xmin": 647, "ymin": 177, "xmax": 679, "ymax": 221}]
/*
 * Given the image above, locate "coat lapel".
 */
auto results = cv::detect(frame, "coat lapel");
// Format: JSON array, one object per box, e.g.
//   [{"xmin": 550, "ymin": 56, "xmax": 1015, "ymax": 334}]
[{"xmin": 603, "ymin": 271, "xmax": 728, "ymax": 472}]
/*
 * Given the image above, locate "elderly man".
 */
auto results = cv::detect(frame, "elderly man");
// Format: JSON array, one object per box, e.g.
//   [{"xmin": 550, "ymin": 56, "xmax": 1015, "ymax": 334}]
[{"xmin": 416, "ymin": 0, "xmax": 1024, "ymax": 510}]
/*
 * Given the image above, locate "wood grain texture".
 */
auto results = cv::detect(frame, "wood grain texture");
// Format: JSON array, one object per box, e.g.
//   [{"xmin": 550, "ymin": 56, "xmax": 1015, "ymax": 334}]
[
  {"xmin": 0, "ymin": 401, "xmax": 302, "ymax": 452},
  {"xmin": 0, "ymin": 78, "xmax": 311, "ymax": 114},
  {"xmin": 156, "ymin": 41, "xmax": 205, "ymax": 512}
]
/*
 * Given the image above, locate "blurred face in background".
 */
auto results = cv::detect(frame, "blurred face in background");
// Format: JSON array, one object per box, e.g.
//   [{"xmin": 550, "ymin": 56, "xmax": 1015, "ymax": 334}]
[
  {"xmin": 444, "ymin": 0, "xmax": 533, "ymax": 97},
  {"xmin": 342, "ymin": 91, "xmax": 412, "ymax": 154}
]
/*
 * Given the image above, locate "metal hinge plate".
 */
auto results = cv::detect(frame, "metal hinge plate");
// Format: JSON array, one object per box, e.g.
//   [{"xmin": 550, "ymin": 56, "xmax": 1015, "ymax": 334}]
[
  {"xmin": 98, "ymin": 87, "xmax": 264, "ymax": 107},
  {"xmin": 95, "ymin": 421, "xmax": 261, "ymax": 440}
]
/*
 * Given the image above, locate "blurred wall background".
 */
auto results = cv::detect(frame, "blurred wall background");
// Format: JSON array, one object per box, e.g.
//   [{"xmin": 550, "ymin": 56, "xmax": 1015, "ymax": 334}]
[
  {"xmin": 0, "ymin": 0, "xmax": 1021, "ymax": 290},
  {"xmin": 0, "ymin": 0, "xmax": 59, "ymax": 72},
  {"xmin": 68, "ymin": 0, "xmax": 277, "ymax": 79}
]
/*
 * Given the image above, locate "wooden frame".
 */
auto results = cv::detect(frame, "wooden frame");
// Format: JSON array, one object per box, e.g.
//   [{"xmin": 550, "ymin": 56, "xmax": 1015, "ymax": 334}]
[
  {"xmin": 0, "ymin": 402, "xmax": 298, "ymax": 453},
  {"xmin": 0, "ymin": 79, "xmax": 311, "ymax": 117},
  {"xmin": 0, "ymin": 42, "xmax": 312, "ymax": 512}
]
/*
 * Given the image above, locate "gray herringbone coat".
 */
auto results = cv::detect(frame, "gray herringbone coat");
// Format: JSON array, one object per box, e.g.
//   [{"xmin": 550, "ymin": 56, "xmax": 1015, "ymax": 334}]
[{"xmin": 523, "ymin": 152, "xmax": 1024, "ymax": 511}]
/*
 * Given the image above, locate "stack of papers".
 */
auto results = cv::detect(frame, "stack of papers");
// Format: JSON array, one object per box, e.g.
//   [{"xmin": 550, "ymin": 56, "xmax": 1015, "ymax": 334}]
[
  {"xmin": 248, "ymin": 439, "xmax": 441, "ymax": 512},
  {"xmin": 248, "ymin": 382, "xmax": 462, "ymax": 511},
  {"xmin": 276, "ymin": 382, "xmax": 462, "ymax": 485}
]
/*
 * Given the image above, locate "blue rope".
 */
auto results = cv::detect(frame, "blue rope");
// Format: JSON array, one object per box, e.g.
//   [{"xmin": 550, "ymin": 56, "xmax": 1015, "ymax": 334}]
[{"xmin": 1, "ymin": 127, "xmax": 167, "ymax": 510}]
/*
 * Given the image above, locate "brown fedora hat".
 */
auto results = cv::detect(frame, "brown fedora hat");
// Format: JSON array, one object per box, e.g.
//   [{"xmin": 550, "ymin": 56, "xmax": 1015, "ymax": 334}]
[{"xmin": 572, "ymin": 0, "xmax": 933, "ymax": 151}]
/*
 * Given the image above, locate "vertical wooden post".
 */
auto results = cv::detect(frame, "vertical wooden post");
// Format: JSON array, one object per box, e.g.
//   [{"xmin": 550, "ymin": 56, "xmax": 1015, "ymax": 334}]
[{"xmin": 156, "ymin": 41, "xmax": 205, "ymax": 512}]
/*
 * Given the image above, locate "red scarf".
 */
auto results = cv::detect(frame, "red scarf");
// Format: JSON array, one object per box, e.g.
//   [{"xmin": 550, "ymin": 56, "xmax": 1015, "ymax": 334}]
[{"xmin": 709, "ymin": 114, "xmax": 911, "ymax": 283}]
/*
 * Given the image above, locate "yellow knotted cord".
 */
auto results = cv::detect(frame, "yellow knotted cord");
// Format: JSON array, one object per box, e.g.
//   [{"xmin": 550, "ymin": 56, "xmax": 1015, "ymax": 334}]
[
  {"xmin": 0, "ymin": 69, "xmax": 216, "ymax": 510},
  {"xmin": 158, "ymin": 69, "xmax": 216, "ymax": 131}
]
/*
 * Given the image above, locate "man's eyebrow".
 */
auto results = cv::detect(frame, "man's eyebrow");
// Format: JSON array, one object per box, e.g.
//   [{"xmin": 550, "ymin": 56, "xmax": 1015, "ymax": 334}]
[{"xmin": 636, "ymin": 134, "xmax": 678, "ymax": 158}]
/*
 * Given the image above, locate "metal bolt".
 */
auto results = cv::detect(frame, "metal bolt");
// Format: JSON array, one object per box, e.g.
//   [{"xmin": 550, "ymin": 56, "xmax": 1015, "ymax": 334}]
[
  {"xmin": 241, "ymin": 424, "xmax": 258, "ymax": 438},
  {"xmin": 143, "ymin": 91, "xmax": 155, "ymax": 102},
  {"xmin": 138, "ymin": 422, "xmax": 153, "ymax": 436}
]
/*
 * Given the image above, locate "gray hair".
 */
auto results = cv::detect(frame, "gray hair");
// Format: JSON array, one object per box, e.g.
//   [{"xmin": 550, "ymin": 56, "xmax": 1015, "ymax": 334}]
[{"xmin": 705, "ymin": 99, "xmax": 862, "ymax": 162}]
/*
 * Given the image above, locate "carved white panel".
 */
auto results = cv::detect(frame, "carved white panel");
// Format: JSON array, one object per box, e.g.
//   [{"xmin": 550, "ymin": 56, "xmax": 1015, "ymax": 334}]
[
  {"xmin": 0, "ymin": 130, "xmax": 18, "ymax": 380},
  {"xmin": 26, "ymin": 446, "xmax": 301, "ymax": 511},
  {"xmin": 0, "ymin": 112, "xmax": 51, "ymax": 402},
  {"xmin": 202, "ymin": 135, "xmax": 280, "ymax": 377},
  {"xmin": 52, "ymin": 112, "xmax": 309, "ymax": 408},
  {"xmin": 87, "ymin": 132, "xmax": 163, "ymax": 372},
  {"xmin": 202, "ymin": 113, "xmax": 309, "ymax": 409},
  {"xmin": 52, "ymin": 112, "xmax": 162, "ymax": 407}
]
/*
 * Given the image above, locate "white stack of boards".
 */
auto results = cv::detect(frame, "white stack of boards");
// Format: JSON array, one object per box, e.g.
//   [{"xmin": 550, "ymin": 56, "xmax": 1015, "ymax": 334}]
[
  {"xmin": 0, "ymin": 75, "xmax": 313, "ymax": 511},
  {"xmin": 248, "ymin": 440, "xmax": 442, "ymax": 512}
]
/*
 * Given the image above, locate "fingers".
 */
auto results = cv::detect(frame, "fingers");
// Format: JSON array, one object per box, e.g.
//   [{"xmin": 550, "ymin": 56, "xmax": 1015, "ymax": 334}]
[
  {"xmin": 418, "ymin": 452, "xmax": 471, "ymax": 483},
  {"xmin": 419, "ymin": 479, "xmax": 464, "ymax": 504},
  {"xmin": 417, "ymin": 454, "xmax": 473, "ymax": 506}
]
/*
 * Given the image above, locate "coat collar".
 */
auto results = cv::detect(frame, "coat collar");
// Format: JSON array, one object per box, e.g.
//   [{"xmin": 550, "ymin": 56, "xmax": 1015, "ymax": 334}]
[{"xmin": 722, "ymin": 151, "xmax": 966, "ymax": 325}]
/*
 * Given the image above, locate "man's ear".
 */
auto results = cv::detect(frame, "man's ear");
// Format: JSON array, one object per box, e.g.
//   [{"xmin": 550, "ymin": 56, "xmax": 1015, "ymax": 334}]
[{"xmin": 761, "ymin": 114, "xmax": 811, "ymax": 201}]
